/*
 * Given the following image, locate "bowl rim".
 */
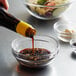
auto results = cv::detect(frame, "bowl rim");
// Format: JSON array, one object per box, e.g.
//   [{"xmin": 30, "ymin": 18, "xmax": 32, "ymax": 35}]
[
  {"xmin": 23, "ymin": 0, "xmax": 75, "ymax": 8},
  {"xmin": 54, "ymin": 21, "xmax": 75, "ymax": 33},
  {"xmin": 11, "ymin": 35, "xmax": 60, "ymax": 56}
]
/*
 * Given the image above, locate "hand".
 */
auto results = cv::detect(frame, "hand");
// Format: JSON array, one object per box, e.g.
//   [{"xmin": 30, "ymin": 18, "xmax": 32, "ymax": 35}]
[{"xmin": 0, "ymin": 0, "xmax": 9, "ymax": 10}]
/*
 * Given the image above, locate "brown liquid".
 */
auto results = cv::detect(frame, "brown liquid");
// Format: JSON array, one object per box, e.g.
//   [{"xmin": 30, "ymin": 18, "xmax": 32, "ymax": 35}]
[
  {"xmin": 32, "ymin": 37, "xmax": 34, "ymax": 54},
  {"xmin": 19, "ymin": 36, "xmax": 50, "ymax": 61},
  {"xmin": 19, "ymin": 48, "xmax": 50, "ymax": 61}
]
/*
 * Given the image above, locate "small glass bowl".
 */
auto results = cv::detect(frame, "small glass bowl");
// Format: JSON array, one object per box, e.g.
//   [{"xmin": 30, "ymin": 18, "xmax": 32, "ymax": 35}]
[
  {"xmin": 11, "ymin": 35, "xmax": 59, "ymax": 68},
  {"xmin": 54, "ymin": 20, "xmax": 75, "ymax": 42},
  {"xmin": 22, "ymin": 0, "xmax": 74, "ymax": 20},
  {"xmin": 69, "ymin": 38, "xmax": 76, "ymax": 58}
]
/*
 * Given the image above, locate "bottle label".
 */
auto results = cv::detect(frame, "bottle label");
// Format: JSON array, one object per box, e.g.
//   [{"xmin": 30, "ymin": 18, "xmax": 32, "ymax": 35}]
[{"xmin": 16, "ymin": 21, "xmax": 33, "ymax": 36}]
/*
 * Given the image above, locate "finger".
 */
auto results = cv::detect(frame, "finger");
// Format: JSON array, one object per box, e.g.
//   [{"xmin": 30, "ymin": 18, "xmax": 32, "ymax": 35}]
[{"xmin": 2, "ymin": 0, "xmax": 9, "ymax": 10}]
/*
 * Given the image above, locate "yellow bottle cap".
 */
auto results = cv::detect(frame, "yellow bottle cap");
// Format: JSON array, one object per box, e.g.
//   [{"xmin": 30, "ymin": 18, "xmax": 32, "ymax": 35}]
[{"xmin": 16, "ymin": 21, "xmax": 36, "ymax": 37}]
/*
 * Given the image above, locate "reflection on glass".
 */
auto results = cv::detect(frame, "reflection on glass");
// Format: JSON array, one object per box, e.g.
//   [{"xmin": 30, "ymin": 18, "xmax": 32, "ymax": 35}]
[{"xmin": 70, "ymin": 39, "xmax": 76, "ymax": 59}]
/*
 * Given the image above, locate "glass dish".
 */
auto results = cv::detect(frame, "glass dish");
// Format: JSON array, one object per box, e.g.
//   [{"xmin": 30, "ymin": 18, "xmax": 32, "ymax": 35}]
[
  {"xmin": 54, "ymin": 20, "xmax": 75, "ymax": 42},
  {"xmin": 11, "ymin": 35, "xmax": 59, "ymax": 68},
  {"xmin": 22, "ymin": 0, "xmax": 74, "ymax": 20},
  {"xmin": 70, "ymin": 38, "xmax": 76, "ymax": 55}
]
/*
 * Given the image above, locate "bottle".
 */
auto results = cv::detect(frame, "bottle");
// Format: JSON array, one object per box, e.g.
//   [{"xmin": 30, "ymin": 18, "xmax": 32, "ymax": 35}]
[{"xmin": 0, "ymin": 7, "xmax": 36, "ymax": 37}]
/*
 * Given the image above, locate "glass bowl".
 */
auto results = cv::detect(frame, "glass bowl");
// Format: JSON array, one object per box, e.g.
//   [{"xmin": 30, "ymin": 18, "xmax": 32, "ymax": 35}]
[
  {"xmin": 22, "ymin": 0, "xmax": 74, "ymax": 20},
  {"xmin": 70, "ymin": 38, "xmax": 76, "ymax": 55},
  {"xmin": 54, "ymin": 20, "xmax": 76, "ymax": 42},
  {"xmin": 11, "ymin": 35, "xmax": 59, "ymax": 68}
]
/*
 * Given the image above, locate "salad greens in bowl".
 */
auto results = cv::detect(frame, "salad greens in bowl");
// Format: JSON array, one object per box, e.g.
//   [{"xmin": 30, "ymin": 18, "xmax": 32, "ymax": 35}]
[{"xmin": 23, "ymin": 0, "xmax": 73, "ymax": 20}]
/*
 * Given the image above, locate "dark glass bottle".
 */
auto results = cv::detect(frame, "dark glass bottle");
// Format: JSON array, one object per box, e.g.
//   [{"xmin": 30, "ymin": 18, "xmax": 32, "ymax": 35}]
[{"xmin": 0, "ymin": 7, "xmax": 36, "ymax": 37}]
